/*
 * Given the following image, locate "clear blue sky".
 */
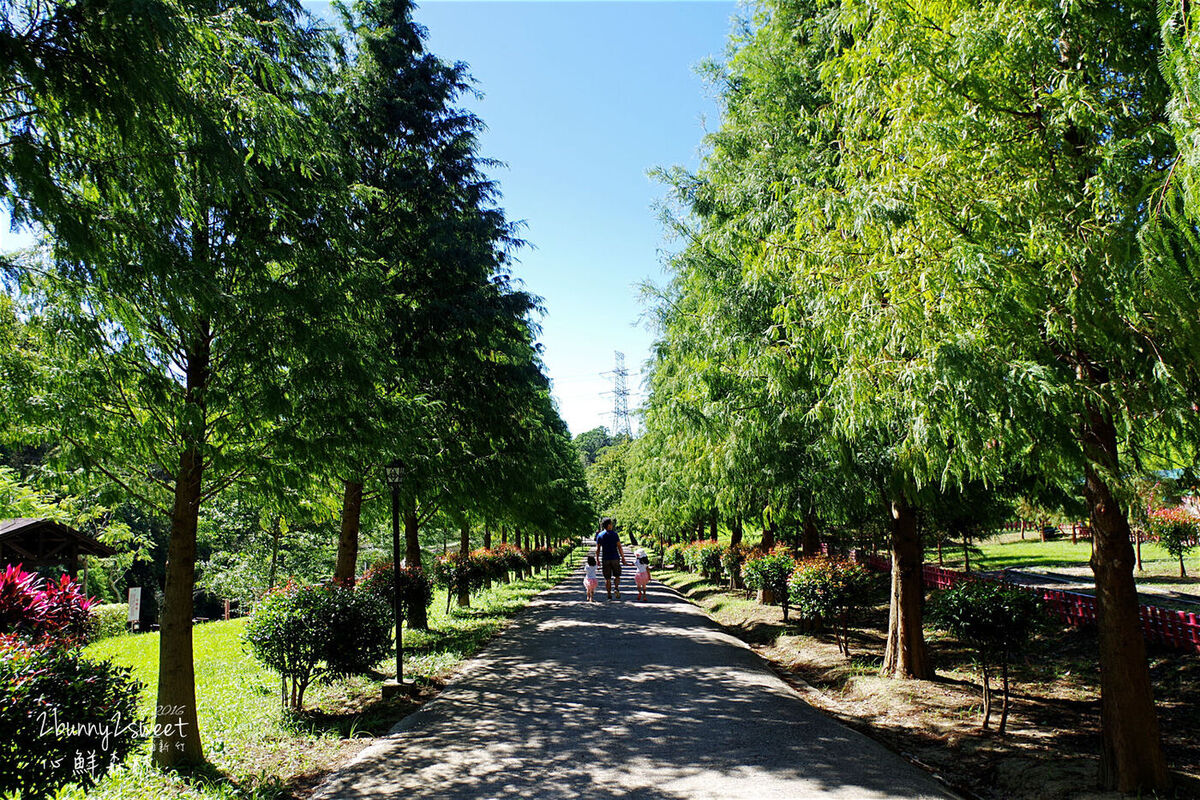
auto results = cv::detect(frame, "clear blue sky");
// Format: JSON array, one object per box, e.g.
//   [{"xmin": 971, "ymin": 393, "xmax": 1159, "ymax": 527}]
[
  {"xmin": 2, "ymin": 1, "xmax": 740, "ymax": 437},
  {"xmin": 405, "ymin": 1, "xmax": 738, "ymax": 436}
]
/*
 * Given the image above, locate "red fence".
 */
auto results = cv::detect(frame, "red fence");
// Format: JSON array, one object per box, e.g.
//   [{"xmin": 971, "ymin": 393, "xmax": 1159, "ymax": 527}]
[{"xmin": 843, "ymin": 548, "xmax": 1200, "ymax": 655}]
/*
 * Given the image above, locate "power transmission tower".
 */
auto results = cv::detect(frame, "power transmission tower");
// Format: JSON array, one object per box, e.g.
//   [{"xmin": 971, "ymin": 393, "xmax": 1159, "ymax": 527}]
[{"xmin": 607, "ymin": 351, "xmax": 632, "ymax": 439}]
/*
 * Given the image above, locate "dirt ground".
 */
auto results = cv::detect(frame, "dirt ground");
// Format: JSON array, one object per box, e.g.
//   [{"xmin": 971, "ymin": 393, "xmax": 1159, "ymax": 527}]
[{"xmin": 658, "ymin": 571, "xmax": 1200, "ymax": 800}]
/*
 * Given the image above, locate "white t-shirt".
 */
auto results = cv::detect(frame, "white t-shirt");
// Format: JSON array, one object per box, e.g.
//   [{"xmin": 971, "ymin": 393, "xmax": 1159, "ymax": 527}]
[
  {"xmin": 584, "ymin": 564, "xmax": 598, "ymax": 580},
  {"xmin": 635, "ymin": 559, "xmax": 649, "ymax": 575}
]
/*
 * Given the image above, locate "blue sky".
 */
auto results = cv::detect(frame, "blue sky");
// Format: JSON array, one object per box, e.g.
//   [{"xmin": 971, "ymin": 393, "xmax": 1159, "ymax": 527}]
[
  {"xmin": 404, "ymin": 1, "xmax": 738, "ymax": 435},
  {"xmin": 2, "ymin": 1, "xmax": 741, "ymax": 437}
]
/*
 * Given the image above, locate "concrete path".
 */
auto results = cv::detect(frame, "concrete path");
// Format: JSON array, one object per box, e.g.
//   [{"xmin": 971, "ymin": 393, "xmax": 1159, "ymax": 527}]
[{"xmin": 315, "ymin": 562, "xmax": 959, "ymax": 800}]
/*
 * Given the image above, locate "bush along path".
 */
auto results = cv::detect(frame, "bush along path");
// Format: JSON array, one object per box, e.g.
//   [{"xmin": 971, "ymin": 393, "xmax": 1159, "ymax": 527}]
[
  {"xmin": 314, "ymin": 563, "xmax": 955, "ymax": 800},
  {"xmin": 68, "ymin": 547, "xmax": 585, "ymax": 800}
]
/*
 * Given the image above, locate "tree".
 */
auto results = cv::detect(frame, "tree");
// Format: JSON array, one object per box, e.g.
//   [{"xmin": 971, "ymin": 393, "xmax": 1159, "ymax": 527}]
[
  {"xmin": 930, "ymin": 581, "xmax": 1043, "ymax": 735},
  {"xmin": 572, "ymin": 427, "xmax": 612, "ymax": 467},
  {"xmin": 9, "ymin": 0, "xmax": 336, "ymax": 767},
  {"xmin": 822, "ymin": 0, "xmax": 1183, "ymax": 788}
]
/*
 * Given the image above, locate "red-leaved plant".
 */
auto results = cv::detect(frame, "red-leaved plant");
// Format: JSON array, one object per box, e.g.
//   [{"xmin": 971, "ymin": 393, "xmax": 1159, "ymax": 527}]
[{"xmin": 0, "ymin": 564, "xmax": 95, "ymax": 645}]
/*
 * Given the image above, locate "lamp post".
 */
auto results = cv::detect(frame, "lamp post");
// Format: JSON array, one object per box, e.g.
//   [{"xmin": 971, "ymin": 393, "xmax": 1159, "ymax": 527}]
[{"xmin": 384, "ymin": 460, "xmax": 405, "ymax": 696}]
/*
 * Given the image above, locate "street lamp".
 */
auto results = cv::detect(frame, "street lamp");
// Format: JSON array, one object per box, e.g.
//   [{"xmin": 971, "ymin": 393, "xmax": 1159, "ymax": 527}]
[{"xmin": 384, "ymin": 460, "xmax": 405, "ymax": 696}]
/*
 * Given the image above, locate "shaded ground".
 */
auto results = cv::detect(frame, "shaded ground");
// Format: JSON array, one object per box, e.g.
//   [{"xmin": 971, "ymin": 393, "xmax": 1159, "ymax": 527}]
[
  {"xmin": 314, "ymin": 567, "xmax": 958, "ymax": 799},
  {"xmin": 659, "ymin": 570, "xmax": 1200, "ymax": 800}
]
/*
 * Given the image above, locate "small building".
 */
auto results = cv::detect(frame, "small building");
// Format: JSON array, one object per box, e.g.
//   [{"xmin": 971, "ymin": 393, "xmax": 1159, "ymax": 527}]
[{"xmin": 0, "ymin": 517, "xmax": 116, "ymax": 578}]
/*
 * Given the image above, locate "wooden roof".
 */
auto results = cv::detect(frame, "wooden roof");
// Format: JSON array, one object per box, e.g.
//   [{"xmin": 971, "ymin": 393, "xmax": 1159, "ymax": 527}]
[{"xmin": 0, "ymin": 518, "xmax": 117, "ymax": 559}]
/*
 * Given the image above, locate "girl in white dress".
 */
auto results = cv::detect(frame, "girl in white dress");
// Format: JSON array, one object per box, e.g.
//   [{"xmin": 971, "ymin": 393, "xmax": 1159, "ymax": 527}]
[
  {"xmin": 633, "ymin": 548, "xmax": 651, "ymax": 601},
  {"xmin": 583, "ymin": 555, "xmax": 599, "ymax": 602}
]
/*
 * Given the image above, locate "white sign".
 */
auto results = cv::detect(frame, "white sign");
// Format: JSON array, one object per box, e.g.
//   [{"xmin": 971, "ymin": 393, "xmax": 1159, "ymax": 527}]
[{"xmin": 127, "ymin": 587, "xmax": 142, "ymax": 625}]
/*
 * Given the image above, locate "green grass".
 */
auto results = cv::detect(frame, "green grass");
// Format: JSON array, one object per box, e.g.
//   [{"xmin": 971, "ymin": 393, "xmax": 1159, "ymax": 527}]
[
  {"xmin": 65, "ymin": 551, "xmax": 583, "ymax": 800},
  {"xmin": 934, "ymin": 533, "xmax": 1200, "ymax": 596}
]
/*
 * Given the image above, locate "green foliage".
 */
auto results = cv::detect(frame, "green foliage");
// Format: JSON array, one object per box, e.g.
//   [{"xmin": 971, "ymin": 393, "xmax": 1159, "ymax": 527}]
[
  {"xmin": 430, "ymin": 554, "xmax": 485, "ymax": 598},
  {"xmin": 572, "ymin": 427, "xmax": 613, "ymax": 467},
  {"xmin": 787, "ymin": 557, "xmax": 873, "ymax": 624},
  {"xmin": 241, "ymin": 582, "xmax": 392, "ymax": 711},
  {"xmin": 682, "ymin": 540, "xmax": 724, "ymax": 576},
  {"xmin": 742, "ymin": 551, "xmax": 797, "ymax": 620},
  {"xmin": 663, "ymin": 543, "xmax": 687, "ymax": 571},
  {"xmin": 1146, "ymin": 509, "xmax": 1199, "ymax": 577},
  {"xmin": 0, "ymin": 636, "xmax": 145, "ymax": 798},
  {"xmin": 929, "ymin": 580, "xmax": 1043, "ymax": 731},
  {"xmin": 357, "ymin": 560, "xmax": 434, "ymax": 620},
  {"xmin": 788, "ymin": 557, "xmax": 874, "ymax": 657},
  {"xmin": 88, "ymin": 604, "xmax": 130, "ymax": 643}
]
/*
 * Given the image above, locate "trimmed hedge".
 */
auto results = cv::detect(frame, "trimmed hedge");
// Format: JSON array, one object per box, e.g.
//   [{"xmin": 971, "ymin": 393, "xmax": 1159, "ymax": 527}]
[
  {"xmin": 243, "ymin": 581, "xmax": 392, "ymax": 711},
  {"xmin": 88, "ymin": 604, "xmax": 130, "ymax": 642}
]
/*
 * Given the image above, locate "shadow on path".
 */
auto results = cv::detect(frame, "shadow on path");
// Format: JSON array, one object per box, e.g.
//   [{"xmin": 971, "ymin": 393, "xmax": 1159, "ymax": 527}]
[{"xmin": 314, "ymin": 563, "xmax": 958, "ymax": 800}]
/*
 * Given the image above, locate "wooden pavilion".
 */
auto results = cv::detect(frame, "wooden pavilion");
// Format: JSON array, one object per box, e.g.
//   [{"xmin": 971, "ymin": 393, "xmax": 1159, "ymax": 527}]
[{"xmin": 0, "ymin": 518, "xmax": 116, "ymax": 578}]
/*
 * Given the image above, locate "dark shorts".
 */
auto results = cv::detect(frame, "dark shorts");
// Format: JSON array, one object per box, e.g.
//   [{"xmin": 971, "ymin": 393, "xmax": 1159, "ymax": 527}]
[{"xmin": 602, "ymin": 559, "xmax": 622, "ymax": 580}]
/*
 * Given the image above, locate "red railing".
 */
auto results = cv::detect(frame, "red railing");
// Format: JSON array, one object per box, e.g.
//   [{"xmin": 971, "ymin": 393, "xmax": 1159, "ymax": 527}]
[{"xmin": 841, "ymin": 548, "xmax": 1200, "ymax": 655}]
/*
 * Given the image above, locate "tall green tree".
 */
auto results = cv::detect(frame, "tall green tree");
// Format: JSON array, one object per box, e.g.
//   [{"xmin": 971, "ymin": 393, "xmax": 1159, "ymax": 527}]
[
  {"xmin": 819, "ymin": 0, "xmax": 1186, "ymax": 788},
  {"xmin": 10, "ymin": 0, "xmax": 335, "ymax": 767}
]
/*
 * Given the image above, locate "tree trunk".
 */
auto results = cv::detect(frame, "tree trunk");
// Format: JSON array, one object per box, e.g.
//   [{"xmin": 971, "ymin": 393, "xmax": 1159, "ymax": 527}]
[
  {"xmin": 963, "ymin": 532, "xmax": 971, "ymax": 572},
  {"xmin": 267, "ymin": 515, "xmax": 281, "ymax": 589},
  {"xmin": 334, "ymin": 479, "xmax": 363, "ymax": 585},
  {"xmin": 709, "ymin": 510, "xmax": 717, "ymax": 540},
  {"xmin": 483, "ymin": 520, "xmax": 492, "ymax": 550},
  {"xmin": 981, "ymin": 663, "xmax": 992, "ymax": 731},
  {"xmin": 1082, "ymin": 411, "xmax": 1169, "ymax": 792},
  {"xmin": 999, "ymin": 659, "xmax": 1011, "ymax": 736},
  {"xmin": 154, "ymin": 335, "xmax": 210, "ymax": 768},
  {"xmin": 761, "ymin": 521, "xmax": 775, "ymax": 552},
  {"xmin": 730, "ymin": 517, "xmax": 743, "ymax": 548},
  {"xmin": 458, "ymin": 519, "xmax": 471, "ymax": 607},
  {"xmin": 404, "ymin": 507, "xmax": 428, "ymax": 629},
  {"xmin": 1020, "ymin": 519, "xmax": 1026, "ymax": 540},
  {"xmin": 801, "ymin": 513, "xmax": 820, "ymax": 557},
  {"xmin": 882, "ymin": 496, "xmax": 931, "ymax": 680},
  {"xmin": 501, "ymin": 525, "xmax": 508, "ymax": 545}
]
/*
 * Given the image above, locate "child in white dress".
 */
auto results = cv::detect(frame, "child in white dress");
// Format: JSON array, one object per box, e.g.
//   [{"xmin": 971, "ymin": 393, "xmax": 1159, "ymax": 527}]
[
  {"xmin": 633, "ymin": 548, "xmax": 650, "ymax": 601},
  {"xmin": 583, "ymin": 556, "xmax": 599, "ymax": 602}
]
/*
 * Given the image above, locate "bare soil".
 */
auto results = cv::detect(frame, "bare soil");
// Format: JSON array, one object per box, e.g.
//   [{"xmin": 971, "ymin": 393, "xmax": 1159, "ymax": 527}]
[{"xmin": 659, "ymin": 570, "xmax": 1200, "ymax": 800}]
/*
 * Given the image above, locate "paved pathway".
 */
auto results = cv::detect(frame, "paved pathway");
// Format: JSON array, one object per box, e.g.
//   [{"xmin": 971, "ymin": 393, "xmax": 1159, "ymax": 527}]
[{"xmin": 315, "ymin": 561, "xmax": 958, "ymax": 800}]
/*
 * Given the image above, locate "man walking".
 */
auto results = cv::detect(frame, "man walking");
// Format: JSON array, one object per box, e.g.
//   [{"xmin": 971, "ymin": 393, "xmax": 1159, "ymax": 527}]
[{"xmin": 594, "ymin": 518, "xmax": 628, "ymax": 600}]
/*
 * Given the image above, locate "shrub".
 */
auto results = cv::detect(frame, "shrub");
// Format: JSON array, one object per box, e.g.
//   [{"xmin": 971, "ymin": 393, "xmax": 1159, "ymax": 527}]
[
  {"xmin": 0, "ymin": 565, "xmax": 95, "ymax": 646},
  {"xmin": 431, "ymin": 553, "xmax": 486, "ymax": 611},
  {"xmin": 358, "ymin": 561, "xmax": 434, "ymax": 621},
  {"xmin": 495, "ymin": 544, "xmax": 529, "ymax": 578},
  {"xmin": 243, "ymin": 581, "xmax": 392, "ymax": 711},
  {"xmin": 0, "ymin": 564, "xmax": 42, "ymax": 635},
  {"xmin": 470, "ymin": 549, "xmax": 507, "ymax": 584},
  {"xmin": 684, "ymin": 540, "xmax": 724, "ymax": 578},
  {"xmin": 88, "ymin": 604, "xmax": 130, "ymax": 642},
  {"xmin": 929, "ymin": 580, "xmax": 1043, "ymax": 734},
  {"xmin": 742, "ymin": 552, "xmax": 797, "ymax": 620},
  {"xmin": 1147, "ymin": 508, "xmax": 1199, "ymax": 577},
  {"xmin": 722, "ymin": 544, "xmax": 747, "ymax": 588},
  {"xmin": 788, "ymin": 558, "xmax": 875, "ymax": 657},
  {"xmin": 0, "ymin": 634, "xmax": 145, "ymax": 797},
  {"xmin": 663, "ymin": 544, "xmax": 687, "ymax": 571}
]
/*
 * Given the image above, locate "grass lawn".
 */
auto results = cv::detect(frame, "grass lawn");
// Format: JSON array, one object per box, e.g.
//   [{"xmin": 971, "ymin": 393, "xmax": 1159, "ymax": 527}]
[
  {"xmin": 933, "ymin": 533, "xmax": 1200, "ymax": 598},
  {"xmin": 67, "ymin": 552, "xmax": 582, "ymax": 800}
]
